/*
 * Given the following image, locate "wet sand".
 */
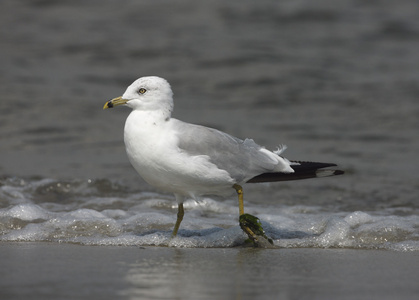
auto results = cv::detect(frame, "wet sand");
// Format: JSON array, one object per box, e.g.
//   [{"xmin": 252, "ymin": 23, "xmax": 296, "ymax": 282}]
[{"xmin": 1, "ymin": 242, "xmax": 418, "ymax": 300}]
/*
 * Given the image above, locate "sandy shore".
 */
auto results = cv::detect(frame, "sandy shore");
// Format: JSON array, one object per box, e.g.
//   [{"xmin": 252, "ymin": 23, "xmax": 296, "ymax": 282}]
[{"xmin": 1, "ymin": 242, "xmax": 418, "ymax": 300}]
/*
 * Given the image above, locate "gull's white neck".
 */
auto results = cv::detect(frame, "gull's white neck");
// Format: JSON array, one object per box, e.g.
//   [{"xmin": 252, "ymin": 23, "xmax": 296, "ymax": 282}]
[
  {"xmin": 124, "ymin": 110, "xmax": 171, "ymax": 142},
  {"xmin": 123, "ymin": 108, "xmax": 176, "ymax": 159}
]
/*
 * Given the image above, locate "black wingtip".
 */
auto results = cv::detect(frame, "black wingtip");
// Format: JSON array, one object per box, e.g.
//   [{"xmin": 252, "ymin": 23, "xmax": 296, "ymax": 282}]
[
  {"xmin": 315, "ymin": 169, "xmax": 345, "ymax": 178},
  {"xmin": 247, "ymin": 161, "xmax": 344, "ymax": 183},
  {"xmin": 290, "ymin": 161, "xmax": 337, "ymax": 171},
  {"xmin": 334, "ymin": 170, "xmax": 345, "ymax": 176}
]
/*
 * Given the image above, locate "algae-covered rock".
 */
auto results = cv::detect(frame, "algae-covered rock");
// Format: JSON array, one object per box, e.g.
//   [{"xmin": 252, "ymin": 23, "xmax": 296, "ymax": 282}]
[{"xmin": 239, "ymin": 214, "xmax": 275, "ymax": 248}]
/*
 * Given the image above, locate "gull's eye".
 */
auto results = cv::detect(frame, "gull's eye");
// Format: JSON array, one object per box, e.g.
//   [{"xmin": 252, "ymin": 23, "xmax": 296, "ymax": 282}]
[{"xmin": 138, "ymin": 88, "xmax": 147, "ymax": 94}]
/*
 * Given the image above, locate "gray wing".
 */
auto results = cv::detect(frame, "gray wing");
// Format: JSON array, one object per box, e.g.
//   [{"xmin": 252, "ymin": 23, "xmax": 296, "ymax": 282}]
[{"xmin": 173, "ymin": 119, "xmax": 280, "ymax": 183}]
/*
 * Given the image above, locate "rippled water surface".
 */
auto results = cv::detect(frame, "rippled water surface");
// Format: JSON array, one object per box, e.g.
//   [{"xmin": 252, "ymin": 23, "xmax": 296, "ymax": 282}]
[{"xmin": 1, "ymin": 0, "xmax": 419, "ymax": 251}]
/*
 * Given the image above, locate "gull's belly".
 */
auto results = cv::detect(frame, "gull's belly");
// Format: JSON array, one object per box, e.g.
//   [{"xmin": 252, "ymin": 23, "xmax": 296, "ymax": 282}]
[
  {"xmin": 124, "ymin": 123, "xmax": 234, "ymax": 197},
  {"xmin": 126, "ymin": 145, "xmax": 234, "ymax": 196}
]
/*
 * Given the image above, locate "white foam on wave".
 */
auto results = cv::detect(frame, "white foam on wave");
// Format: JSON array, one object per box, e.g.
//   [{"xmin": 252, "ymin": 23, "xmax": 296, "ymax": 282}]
[
  {"xmin": 3, "ymin": 203, "xmax": 50, "ymax": 221},
  {"xmin": 1, "ymin": 178, "xmax": 418, "ymax": 250}
]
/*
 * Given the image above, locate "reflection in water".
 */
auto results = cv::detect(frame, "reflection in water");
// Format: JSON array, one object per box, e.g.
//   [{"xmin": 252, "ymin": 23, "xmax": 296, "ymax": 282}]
[
  {"xmin": 122, "ymin": 248, "xmax": 246, "ymax": 299},
  {"xmin": 120, "ymin": 247, "xmax": 404, "ymax": 299},
  {"xmin": 120, "ymin": 247, "xmax": 327, "ymax": 299}
]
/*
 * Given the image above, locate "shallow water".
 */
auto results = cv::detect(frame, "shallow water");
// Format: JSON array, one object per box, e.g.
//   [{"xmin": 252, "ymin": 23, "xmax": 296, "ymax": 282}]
[
  {"xmin": 1, "ymin": 176, "xmax": 418, "ymax": 251},
  {"xmin": 1, "ymin": 0, "xmax": 419, "ymax": 251},
  {"xmin": 1, "ymin": 243, "xmax": 418, "ymax": 300}
]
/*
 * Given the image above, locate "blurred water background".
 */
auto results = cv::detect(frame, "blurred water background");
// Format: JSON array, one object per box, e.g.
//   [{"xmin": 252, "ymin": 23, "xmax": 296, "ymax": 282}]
[
  {"xmin": 1, "ymin": 0, "xmax": 419, "ymax": 250},
  {"xmin": 2, "ymin": 1, "xmax": 419, "ymax": 299}
]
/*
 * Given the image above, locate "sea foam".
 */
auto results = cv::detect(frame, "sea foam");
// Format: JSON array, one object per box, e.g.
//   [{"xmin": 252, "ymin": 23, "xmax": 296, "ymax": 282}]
[{"xmin": 1, "ymin": 178, "xmax": 418, "ymax": 250}]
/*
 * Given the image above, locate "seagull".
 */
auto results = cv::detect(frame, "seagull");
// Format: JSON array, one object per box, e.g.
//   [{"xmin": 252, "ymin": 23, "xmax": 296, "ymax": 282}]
[{"xmin": 103, "ymin": 76, "xmax": 343, "ymax": 237}]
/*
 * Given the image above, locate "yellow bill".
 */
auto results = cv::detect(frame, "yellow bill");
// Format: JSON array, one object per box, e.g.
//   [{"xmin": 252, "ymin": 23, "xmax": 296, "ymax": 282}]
[{"xmin": 103, "ymin": 96, "xmax": 129, "ymax": 109}]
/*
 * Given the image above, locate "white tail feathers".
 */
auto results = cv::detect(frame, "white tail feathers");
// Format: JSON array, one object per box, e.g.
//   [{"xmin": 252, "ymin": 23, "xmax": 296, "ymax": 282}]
[{"xmin": 273, "ymin": 144, "xmax": 287, "ymax": 155}]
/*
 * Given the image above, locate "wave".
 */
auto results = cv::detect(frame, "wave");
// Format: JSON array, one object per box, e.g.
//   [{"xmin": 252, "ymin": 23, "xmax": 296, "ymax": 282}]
[{"xmin": 1, "ymin": 177, "xmax": 418, "ymax": 250}]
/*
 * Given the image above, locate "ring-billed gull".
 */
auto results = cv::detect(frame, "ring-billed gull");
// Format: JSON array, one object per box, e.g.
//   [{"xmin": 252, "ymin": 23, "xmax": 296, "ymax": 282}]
[{"xmin": 103, "ymin": 76, "xmax": 343, "ymax": 238}]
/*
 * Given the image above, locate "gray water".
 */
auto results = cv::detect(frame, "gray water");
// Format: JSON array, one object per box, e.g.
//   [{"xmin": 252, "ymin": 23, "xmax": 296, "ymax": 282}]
[
  {"xmin": 1, "ymin": 243, "xmax": 418, "ymax": 300},
  {"xmin": 1, "ymin": 0, "xmax": 419, "ymax": 298}
]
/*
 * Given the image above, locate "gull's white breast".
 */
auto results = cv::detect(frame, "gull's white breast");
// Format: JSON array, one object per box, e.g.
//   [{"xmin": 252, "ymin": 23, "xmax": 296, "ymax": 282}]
[{"xmin": 123, "ymin": 111, "xmax": 235, "ymax": 198}]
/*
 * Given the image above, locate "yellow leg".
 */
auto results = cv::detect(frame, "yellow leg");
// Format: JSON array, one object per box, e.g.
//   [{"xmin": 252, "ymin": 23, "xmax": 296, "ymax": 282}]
[
  {"xmin": 233, "ymin": 184, "xmax": 274, "ymax": 247},
  {"xmin": 233, "ymin": 184, "xmax": 244, "ymax": 216},
  {"xmin": 172, "ymin": 203, "xmax": 184, "ymax": 237}
]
